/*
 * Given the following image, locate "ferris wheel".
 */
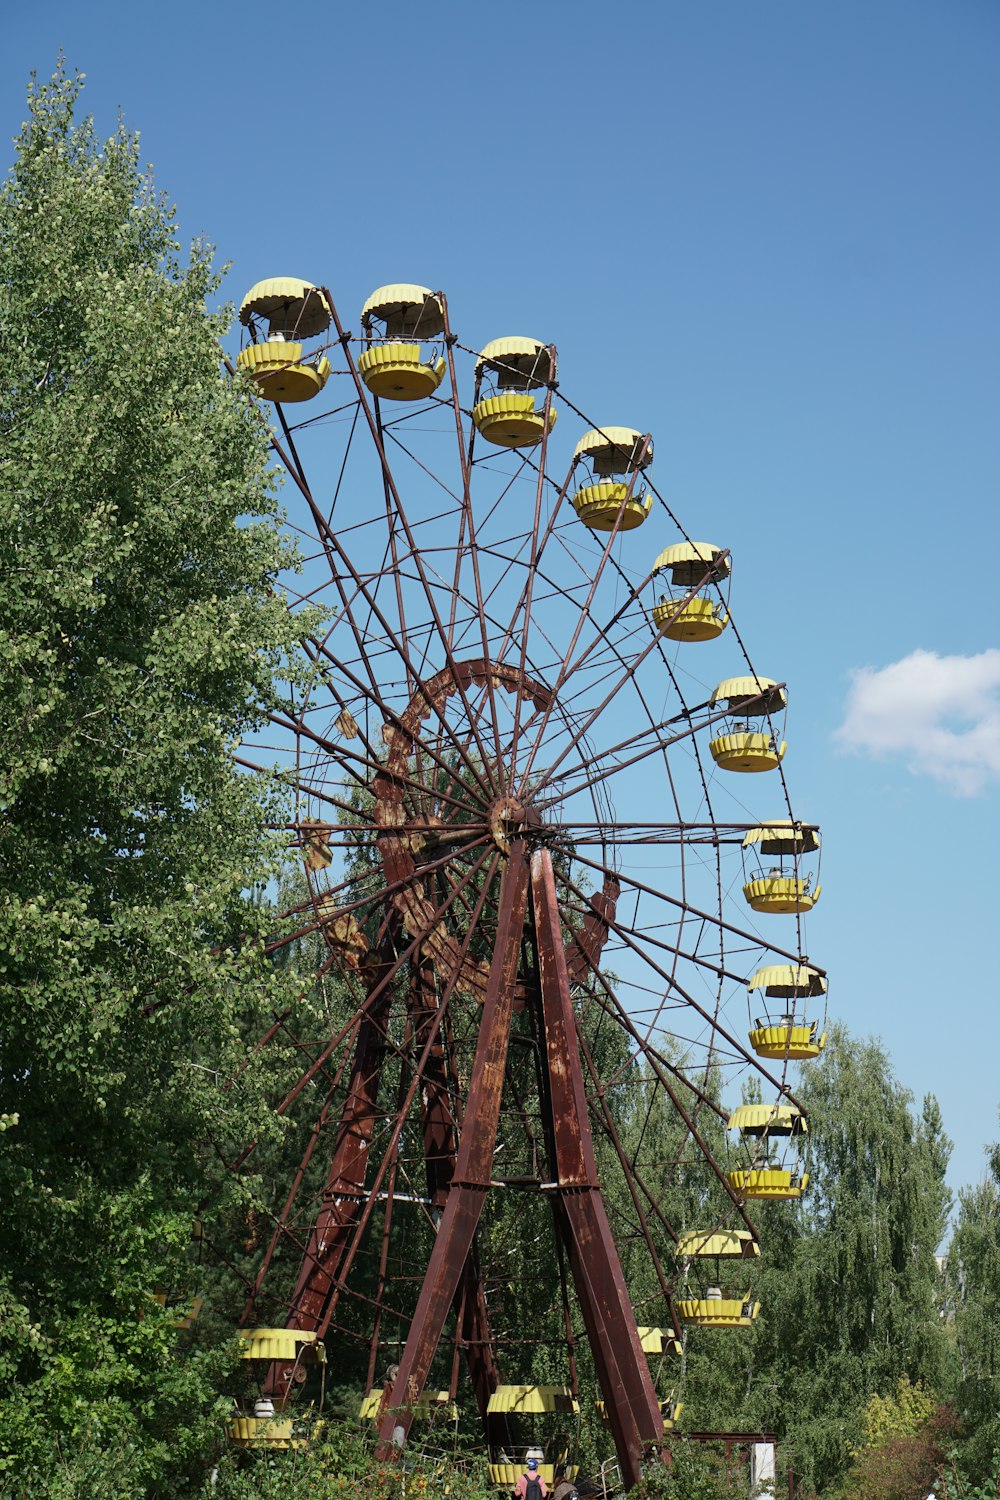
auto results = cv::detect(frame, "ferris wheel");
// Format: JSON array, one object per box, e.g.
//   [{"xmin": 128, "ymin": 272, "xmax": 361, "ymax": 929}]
[{"xmin": 222, "ymin": 277, "xmax": 830, "ymax": 1488}]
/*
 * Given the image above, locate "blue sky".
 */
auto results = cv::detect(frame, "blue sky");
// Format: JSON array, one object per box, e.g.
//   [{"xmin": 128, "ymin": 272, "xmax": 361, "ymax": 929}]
[{"xmin": 5, "ymin": 0, "xmax": 998, "ymax": 1193}]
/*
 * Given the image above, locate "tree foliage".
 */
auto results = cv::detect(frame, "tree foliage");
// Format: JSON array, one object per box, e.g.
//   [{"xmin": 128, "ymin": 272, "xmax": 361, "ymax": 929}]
[{"xmin": 0, "ymin": 63, "xmax": 311, "ymax": 1495}]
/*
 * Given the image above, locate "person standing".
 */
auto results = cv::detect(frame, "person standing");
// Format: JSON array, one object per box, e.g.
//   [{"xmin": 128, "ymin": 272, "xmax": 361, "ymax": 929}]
[{"xmin": 515, "ymin": 1457, "xmax": 548, "ymax": 1500}]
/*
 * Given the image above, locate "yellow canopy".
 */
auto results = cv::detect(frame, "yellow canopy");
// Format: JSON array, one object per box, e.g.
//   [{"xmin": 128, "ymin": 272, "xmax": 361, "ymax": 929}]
[
  {"xmin": 676, "ymin": 1229, "xmax": 760, "ymax": 1258},
  {"xmin": 361, "ymin": 283, "xmax": 444, "ymax": 337},
  {"xmin": 239, "ymin": 278, "xmax": 331, "ymax": 338},
  {"xmin": 743, "ymin": 821, "xmax": 820, "ymax": 854},
  {"xmin": 653, "ymin": 541, "xmax": 730, "ymax": 580},
  {"xmin": 574, "ymin": 426, "xmax": 653, "ymax": 471},
  {"xmin": 475, "ymin": 336, "xmax": 554, "ymax": 386},
  {"xmin": 728, "ymin": 1103, "xmax": 807, "ymax": 1135},
  {"xmin": 487, "ymin": 1385, "xmax": 579, "ymax": 1414},
  {"xmin": 238, "ymin": 1328, "xmax": 322, "ymax": 1362},
  {"xmin": 748, "ymin": 964, "xmax": 826, "ymax": 997},
  {"xmin": 359, "ymin": 1388, "xmax": 454, "ymax": 1421},
  {"xmin": 711, "ymin": 676, "xmax": 786, "ymax": 711}
]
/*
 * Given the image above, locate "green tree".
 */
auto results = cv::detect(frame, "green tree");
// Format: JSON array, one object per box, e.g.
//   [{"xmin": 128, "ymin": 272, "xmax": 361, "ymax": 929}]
[
  {"xmin": 674, "ymin": 1028, "xmax": 952, "ymax": 1493},
  {"xmin": 947, "ymin": 1139, "xmax": 1000, "ymax": 1486},
  {"xmin": 0, "ymin": 64, "xmax": 313, "ymax": 1495}
]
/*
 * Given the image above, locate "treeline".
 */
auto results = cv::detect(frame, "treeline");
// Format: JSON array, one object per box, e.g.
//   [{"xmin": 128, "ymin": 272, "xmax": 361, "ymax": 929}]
[{"xmin": 1, "ymin": 65, "xmax": 998, "ymax": 1500}]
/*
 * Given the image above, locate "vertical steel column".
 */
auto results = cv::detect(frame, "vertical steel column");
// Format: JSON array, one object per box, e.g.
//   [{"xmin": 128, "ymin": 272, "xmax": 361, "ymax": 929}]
[
  {"xmin": 410, "ymin": 954, "xmax": 500, "ymax": 1417},
  {"xmin": 376, "ymin": 844, "xmax": 530, "ymax": 1456},
  {"xmin": 531, "ymin": 848, "xmax": 664, "ymax": 1490}
]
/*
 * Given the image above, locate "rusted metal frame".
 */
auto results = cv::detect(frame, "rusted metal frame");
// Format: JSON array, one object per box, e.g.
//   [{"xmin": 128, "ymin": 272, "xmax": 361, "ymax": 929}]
[
  {"xmin": 302, "ymin": 636, "xmax": 502, "ymax": 825},
  {"xmin": 530, "ymin": 848, "xmax": 665, "ymax": 1487},
  {"xmin": 299, "ymin": 633, "xmax": 428, "ymax": 825},
  {"xmin": 570, "ymin": 849, "xmax": 825, "ymax": 978},
  {"xmin": 503, "ymin": 372, "xmax": 557, "ymax": 791},
  {"xmin": 455, "ymin": 1244, "xmax": 502, "ymax": 1420},
  {"xmin": 284, "ymin": 395, "xmax": 362, "ymax": 435},
  {"xmin": 321, "ymin": 290, "xmax": 502, "ymax": 800},
  {"xmin": 532, "ymin": 697, "xmax": 758, "ymax": 813},
  {"xmin": 375, "ymin": 844, "xmax": 530, "ymax": 1458},
  {"xmin": 619, "ymin": 548, "xmax": 741, "ymax": 1105},
  {"xmin": 558, "ymin": 891, "xmax": 762, "ymax": 996},
  {"xmin": 265, "ymin": 836, "xmax": 492, "ymax": 955},
  {"xmin": 409, "ymin": 956, "xmax": 457, "ymax": 1210},
  {"xmin": 274, "ymin": 950, "xmax": 400, "ymax": 1354},
  {"xmin": 576, "ymin": 1023, "xmax": 681, "ymax": 1258},
  {"xmin": 319, "ymin": 850, "xmax": 503, "ymax": 1337},
  {"xmin": 366, "ymin": 1133, "xmax": 401, "ymax": 1391},
  {"xmin": 575, "ymin": 1027, "xmax": 687, "ymax": 1341},
  {"xmin": 293, "ymin": 633, "xmax": 485, "ymax": 824},
  {"xmin": 433, "ymin": 293, "xmax": 506, "ymax": 764},
  {"xmin": 229, "ymin": 845, "xmax": 496, "ymax": 1191},
  {"xmin": 546, "ymin": 820, "xmax": 782, "ymax": 841},
  {"xmin": 231, "ymin": 750, "xmax": 378, "ymax": 825},
  {"xmin": 552, "ymin": 1220, "xmax": 579, "ymax": 1395},
  {"xmin": 379, "ymin": 423, "xmax": 465, "ymax": 507},
  {"xmin": 482, "ymin": 456, "xmax": 577, "ymax": 681},
  {"xmin": 591, "ymin": 983, "xmax": 760, "ymax": 1242},
  {"xmin": 241, "ymin": 1075, "xmax": 345, "ymax": 1328},
  {"xmin": 527, "ymin": 558, "xmax": 736, "ymax": 802},
  {"xmin": 373, "ymin": 393, "xmax": 433, "ymax": 712},
  {"xmin": 537, "ymin": 694, "xmax": 711, "ymax": 792},
  {"xmin": 521, "ymin": 935, "xmax": 580, "ymax": 1393},
  {"xmin": 514, "ymin": 435, "xmax": 652, "ymax": 796},
  {"xmin": 561, "ymin": 872, "xmax": 764, "ymax": 1197},
  {"xmin": 563, "ymin": 900, "xmax": 755, "ymax": 1123},
  {"xmin": 533, "ymin": 621, "xmax": 756, "ymax": 813},
  {"xmin": 444, "ymin": 323, "xmax": 479, "ymax": 650},
  {"xmin": 270, "ymin": 708, "xmax": 485, "ymax": 824},
  {"xmin": 274, "ymin": 391, "xmax": 358, "ymax": 540},
  {"xmin": 264, "ymin": 423, "xmax": 496, "ymax": 813},
  {"xmin": 566, "ymin": 950, "xmax": 760, "ymax": 1239}
]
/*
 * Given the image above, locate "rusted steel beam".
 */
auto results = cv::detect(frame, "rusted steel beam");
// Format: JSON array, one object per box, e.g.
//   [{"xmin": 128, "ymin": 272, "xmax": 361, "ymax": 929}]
[
  {"xmin": 410, "ymin": 954, "xmax": 501, "ymax": 1418},
  {"xmin": 530, "ymin": 848, "xmax": 664, "ymax": 1489},
  {"xmin": 376, "ymin": 843, "xmax": 530, "ymax": 1458}
]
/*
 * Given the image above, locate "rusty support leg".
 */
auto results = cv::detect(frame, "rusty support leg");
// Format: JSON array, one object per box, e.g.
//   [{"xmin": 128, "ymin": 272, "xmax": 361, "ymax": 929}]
[
  {"xmin": 411, "ymin": 954, "xmax": 501, "ymax": 1418},
  {"xmin": 531, "ymin": 848, "xmax": 664, "ymax": 1490},
  {"xmin": 376, "ymin": 844, "xmax": 530, "ymax": 1457}
]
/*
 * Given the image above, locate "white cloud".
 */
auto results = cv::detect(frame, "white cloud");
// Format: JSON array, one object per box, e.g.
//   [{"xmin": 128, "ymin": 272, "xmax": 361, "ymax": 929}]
[{"xmin": 835, "ymin": 648, "xmax": 1000, "ymax": 796}]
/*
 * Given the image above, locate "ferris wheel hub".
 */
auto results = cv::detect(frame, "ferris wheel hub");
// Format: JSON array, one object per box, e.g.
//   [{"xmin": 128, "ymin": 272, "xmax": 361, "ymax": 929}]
[{"xmin": 488, "ymin": 794, "xmax": 534, "ymax": 853}]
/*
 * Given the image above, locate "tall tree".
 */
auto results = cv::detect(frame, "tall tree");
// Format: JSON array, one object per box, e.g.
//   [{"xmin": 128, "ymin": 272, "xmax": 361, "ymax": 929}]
[
  {"xmin": 0, "ymin": 64, "xmax": 311, "ymax": 1495},
  {"xmin": 674, "ymin": 1028, "xmax": 952, "ymax": 1494},
  {"xmin": 947, "ymin": 1137, "xmax": 1000, "ymax": 1486}
]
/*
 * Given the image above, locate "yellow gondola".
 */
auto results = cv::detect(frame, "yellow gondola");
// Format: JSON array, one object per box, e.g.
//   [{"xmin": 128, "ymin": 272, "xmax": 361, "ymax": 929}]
[
  {"xmin": 472, "ymin": 338, "xmax": 557, "ymax": 447},
  {"xmin": 727, "ymin": 1167, "xmax": 810, "ymax": 1200},
  {"xmin": 742, "ymin": 821, "xmax": 821, "ymax": 914},
  {"xmin": 747, "ymin": 964, "xmax": 828, "ymax": 1060},
  {"xmin": 227, "ymin": 1328, "xmax": 323, "ymax": 1450},
  {"xmin": 358, "ymin": 283, "xmax": 447, "ymax": 401},
  {"xmin": 486, "ymin": 1385, "xmax": 579, "ymax": 1489},
  {"xmin": 237, "ymin": 278, "xmax": 333, "ymax": 404},
  {"xmin": 727, "ymin": 1105, "xmax": 810, "ymax": 1202},
  {"xmin": 709, "ymin": 676, "xmax": 787, "ymax": 772},
  {"xmin": 676, "ymin": 1229, "xmax": 760, "ymax": 1258},
  {"xmin": 676, "ymin": 1293, "xmax": 760, "ymax": 1328},
  {"xmin": 572, "ymin": 427, "xmax": 653, "ymax": 530},
  {"xmin": 651, "ymin": 541, "xmax": 730, "ymax": 641}
]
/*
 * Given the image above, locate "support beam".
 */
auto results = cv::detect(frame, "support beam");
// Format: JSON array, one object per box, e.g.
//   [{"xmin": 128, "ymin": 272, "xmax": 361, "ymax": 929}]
[
  {"xmin": 410, "ymin": 954, "xmax": 501, "ymax": 1418},
  {"xmin": 376, "ymin": 844, "xmax": 530, "ymax": 1456},
  {"xmin": 531, "ymin": 848, "xmax": 664, "ymax": 1490}
]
